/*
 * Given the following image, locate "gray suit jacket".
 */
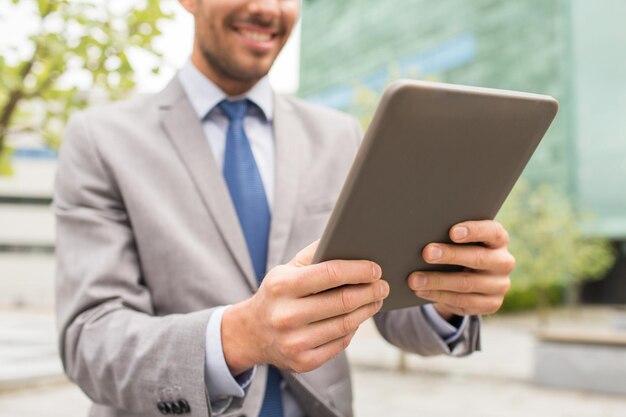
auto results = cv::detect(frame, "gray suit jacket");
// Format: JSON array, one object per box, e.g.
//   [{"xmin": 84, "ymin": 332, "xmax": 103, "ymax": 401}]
[{"xmin": 54, "ymin": 77, "xmax": 480, "ymax": 417}]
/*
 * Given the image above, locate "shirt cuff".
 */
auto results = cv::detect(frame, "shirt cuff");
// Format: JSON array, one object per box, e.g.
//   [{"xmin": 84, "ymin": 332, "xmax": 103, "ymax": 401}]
[
  {"xmin": 421, "ymin": 304, "xmax": 469, "ymax": 345},
  {"xmin": 205, "ymin": 305, "xmax": 256, "ymax": 399}
]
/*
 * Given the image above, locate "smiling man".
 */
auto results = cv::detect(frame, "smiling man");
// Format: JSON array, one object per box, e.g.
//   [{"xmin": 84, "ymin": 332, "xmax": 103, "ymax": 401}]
[{"xmin": 54, "ymin": 1, "xmax": 513, "ymax": 417}]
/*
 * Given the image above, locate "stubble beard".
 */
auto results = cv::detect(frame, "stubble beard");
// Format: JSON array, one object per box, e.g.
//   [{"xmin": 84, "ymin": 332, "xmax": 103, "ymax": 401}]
[
  {"xmin": 196, "ymin": 10, "xmax": 282, "ymax": 87},
  {"xmin": 199, "ymin": 42, "xmax": 269, "ymax": 86}
]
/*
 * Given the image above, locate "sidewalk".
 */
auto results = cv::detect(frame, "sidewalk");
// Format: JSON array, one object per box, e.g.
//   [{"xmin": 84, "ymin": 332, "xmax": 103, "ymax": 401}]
[
  {"xmin": 348, "ymin": 313, "xmax": 534, "ymax": 381},
  {"xmin": 0, "ymin": 311, "xmax": 64, "ymax": 392},
  {"xmin": 1, "ymin": 307, "xmax": 626, "ymax": 417}
]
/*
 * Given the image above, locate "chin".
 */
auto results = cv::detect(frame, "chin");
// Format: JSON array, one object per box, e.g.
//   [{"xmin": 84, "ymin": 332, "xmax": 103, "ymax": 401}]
[
  {"xmin": 200, "ymin": 47, "xmax": 276, "ymax": 85},
  {"xmin": 235, "ymin": 60, "xmax": 274, "ymax": 81}
]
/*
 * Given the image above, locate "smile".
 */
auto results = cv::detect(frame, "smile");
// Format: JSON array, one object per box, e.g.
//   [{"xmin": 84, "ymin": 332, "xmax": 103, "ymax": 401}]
[{"xmin": 240, "ymin": 30, "xmax": 273, "ymax": 43}]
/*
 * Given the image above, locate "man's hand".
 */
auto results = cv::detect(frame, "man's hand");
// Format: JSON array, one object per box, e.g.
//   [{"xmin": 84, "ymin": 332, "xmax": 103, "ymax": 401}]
[
  {"xmin": 407, "ymin": 220, "xmax": 514, "ymax": 321},
  {"xmin": 222, "ymin": 241, "xmax": 389, "ymax": 375}
]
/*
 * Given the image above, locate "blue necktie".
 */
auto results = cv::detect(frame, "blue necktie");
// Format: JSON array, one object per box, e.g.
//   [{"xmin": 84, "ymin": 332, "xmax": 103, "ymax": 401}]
[{"xmin": 219, "ymin": 100, "xmax": 283, "ymax": 417}]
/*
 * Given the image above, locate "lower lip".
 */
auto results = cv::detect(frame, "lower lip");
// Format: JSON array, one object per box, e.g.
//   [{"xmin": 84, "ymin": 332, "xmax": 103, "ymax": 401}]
[{"xmin": 235, "ymin": 30, "xmax": 277, "ymax": 53}]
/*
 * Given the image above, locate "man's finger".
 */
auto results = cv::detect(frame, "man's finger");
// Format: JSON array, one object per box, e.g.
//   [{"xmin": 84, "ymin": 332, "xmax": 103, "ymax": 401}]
[
  {"xmin": 413, "ymin": 291, "xmax": 504, "ymax": 315},
  {"xmin": 449, "ymin": 220, "xmax": 509, "ymax": 248},
  {"xmin": 291, "ymin": 281, "xmax": 387, "ymax": 324},
  {"xmin": 292, "ymin": 331, "xmax": 356, "ymax": 373},
  {"xmin": 290, "ymin": 240, "xmax": 320, "ymax": 267},
  {"xmin": 304, "ymin": 300, "xmax": 382, "ymax": 348},
  {"xmin": 408, "ymin": 271, "xmax": 511, "ymax": 295},
  {"xmin": 422, "ymin": 243, "xmax": 515, "ymax": 272},
  {"xmin": 289, "ymin": 259, "xmax": 383, "ymax": 297}
]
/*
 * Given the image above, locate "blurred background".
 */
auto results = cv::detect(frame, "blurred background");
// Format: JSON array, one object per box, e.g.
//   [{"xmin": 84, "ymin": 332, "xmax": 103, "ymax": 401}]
[{"xmin": 1, "ymin": 0, "xmax": 626, "ymax": 416}]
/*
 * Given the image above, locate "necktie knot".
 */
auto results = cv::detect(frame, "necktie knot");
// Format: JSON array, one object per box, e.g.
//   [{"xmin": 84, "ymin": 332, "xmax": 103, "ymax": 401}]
[{"xmin": 219, "ymin": 99, "xmax": 249, "ymax": 123}]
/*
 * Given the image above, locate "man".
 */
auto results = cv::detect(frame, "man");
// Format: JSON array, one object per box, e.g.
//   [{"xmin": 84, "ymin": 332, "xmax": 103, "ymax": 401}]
[{"xmin": 54, "ymin": 0, "xmax": 513, "ymax": 416}]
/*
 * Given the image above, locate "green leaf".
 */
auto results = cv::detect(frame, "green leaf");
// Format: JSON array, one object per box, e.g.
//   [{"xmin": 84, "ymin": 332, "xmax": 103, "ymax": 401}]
[
  {"xmin": 0, "ymin": 146, "xmax": 15, "ymax": 177},
  {"xmin": 36, "ymin": 0, "xmax": 49, "ymax": 16},
  {"xmin": 0, "ymin": 0, "xmax": 174, "ymax": 156}
]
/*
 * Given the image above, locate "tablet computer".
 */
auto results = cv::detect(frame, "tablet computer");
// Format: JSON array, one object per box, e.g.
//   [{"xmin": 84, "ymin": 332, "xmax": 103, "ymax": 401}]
[{"xmin": 312, "ymin": 80, "xmax": 558, "ymax": 312}]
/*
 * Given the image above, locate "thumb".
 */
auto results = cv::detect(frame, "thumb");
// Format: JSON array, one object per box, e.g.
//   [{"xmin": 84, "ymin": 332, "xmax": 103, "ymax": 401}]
[{"xmin": 290, "ymin": 240, "xmax": 320, "ymax": 267}]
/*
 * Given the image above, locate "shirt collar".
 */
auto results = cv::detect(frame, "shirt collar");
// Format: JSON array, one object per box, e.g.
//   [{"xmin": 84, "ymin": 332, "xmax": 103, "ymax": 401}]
[{"xmin": 178, "ymin": 60, "xmax": 274, "ymax": 121}]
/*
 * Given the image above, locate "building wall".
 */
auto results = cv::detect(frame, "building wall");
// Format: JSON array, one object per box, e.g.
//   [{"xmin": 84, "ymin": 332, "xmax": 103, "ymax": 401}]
[
  {"xmin": 301, "ymin": 0, "xmax": 567, "ymax": 96},
  {"xmin": 570, "ymin": 0, "xmax": 626, "ymax": 238},
  {"xmin": 300, "ymin": 0, "xmax": 571, "ymax": 193},
  {"xmin": 0, "ymin": 157, "xmax": 55, "ymax": 310},
  {"xmin": 300, "ymin": 0, "xmax": 626, "ymax": 238}
]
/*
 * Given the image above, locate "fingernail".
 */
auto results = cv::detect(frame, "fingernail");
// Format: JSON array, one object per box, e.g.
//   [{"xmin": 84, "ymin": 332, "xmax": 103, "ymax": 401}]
[
  {"xmin": 411, "ymin": 273, "xmax": 427, "ymax": 289},
  {"xmin": 416, "ymin": 290, "xmax": 431, "ymax": 297},
  {"xmin": 379, "ymin": 281, "xmax": 390, "ymax": 297},
  {"xmin": 375, "ymin": 300, "xmax": 383, "ymax": 309},
  {"xmin": 372, "ymin": 263, "xmax": 382, "ymax": 279},
  {"xmin": 453, "ymin": 226, "xmax": 468, "ymax": 240},
  {"xmin": 427, "ymin": 245, "xmax": 443, "ymax": 261}
]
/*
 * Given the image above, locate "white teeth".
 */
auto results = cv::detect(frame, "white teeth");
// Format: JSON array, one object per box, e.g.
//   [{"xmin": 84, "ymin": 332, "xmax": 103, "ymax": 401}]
[{"xmin": 241, "ymin": 30, "xmax": 272, "ymax": 43}]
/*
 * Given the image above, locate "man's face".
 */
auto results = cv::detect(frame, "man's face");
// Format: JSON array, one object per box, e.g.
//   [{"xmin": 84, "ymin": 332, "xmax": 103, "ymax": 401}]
[{"xmin": 190, "ymin": 0, "xmax": 300, "ymax": 85}]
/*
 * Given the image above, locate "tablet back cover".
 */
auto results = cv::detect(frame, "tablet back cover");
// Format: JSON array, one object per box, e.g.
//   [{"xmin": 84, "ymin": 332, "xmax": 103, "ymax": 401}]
[{"xmin": 313, "ymin": 80, "xmax": 558, "ymax": 312}]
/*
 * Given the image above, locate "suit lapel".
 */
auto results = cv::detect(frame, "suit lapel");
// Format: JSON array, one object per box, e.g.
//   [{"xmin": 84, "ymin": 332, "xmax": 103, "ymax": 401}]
[
  {"xmin": 267, "ymin": 96, "xmax": 308, "ymax": 269},
  {"xmin": 158, "ymin": 78, "xmax": 258, "ymax": 291}
]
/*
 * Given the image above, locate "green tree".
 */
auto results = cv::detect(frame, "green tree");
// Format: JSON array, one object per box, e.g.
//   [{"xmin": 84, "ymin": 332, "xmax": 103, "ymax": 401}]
[
  {"xmin": 496, "ymin": 181, "xmax": 615, "ymax": 317},
  {"xmin": 0, "ymin": 0, "xmax": 173, "ymax": 175}
]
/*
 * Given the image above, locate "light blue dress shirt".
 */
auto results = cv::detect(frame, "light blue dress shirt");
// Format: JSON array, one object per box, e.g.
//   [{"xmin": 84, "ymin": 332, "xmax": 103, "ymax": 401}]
[{"xmin": 177, "ymin": 61, "xmax": 468, "ymax": 416}]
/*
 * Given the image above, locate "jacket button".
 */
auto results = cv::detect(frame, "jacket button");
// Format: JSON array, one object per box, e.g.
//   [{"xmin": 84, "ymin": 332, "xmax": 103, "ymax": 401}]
[
  {"xmin": 157, "ymin": 402, "xmax": 171, "ymax": 415},
  {"xmin": 178, "ymin": 399, "xmax": 191, "ymax": 414},
  {"xmin": 170, "ymin": 401, "xmax": 183, "ymax": 415}
]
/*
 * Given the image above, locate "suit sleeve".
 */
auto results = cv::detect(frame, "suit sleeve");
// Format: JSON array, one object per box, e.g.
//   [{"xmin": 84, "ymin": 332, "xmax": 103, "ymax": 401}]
[
  {"xmin": 374, "ymin": 308, "xmax": 481, "ymax": 356},
  {"xmin": 54, "ymin": 112, "xmax": 215, "ymax": 416}
]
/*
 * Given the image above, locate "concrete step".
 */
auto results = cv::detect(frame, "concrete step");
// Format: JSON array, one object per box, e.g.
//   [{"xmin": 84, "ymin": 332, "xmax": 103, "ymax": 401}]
[
  {"xmin": 0, "ymin": 159, "xmax": 55, "ymax": 198},
  {"xmin": 0, "ymin": 312, "xmax": 64, "ymax": 393},
  {"xmin": 0, "ymin": 254, "xmax": 55, "ymax": 310},
  {"xmin": 0, "ymin": 205, "xmax": 54, "ymax": 247}
]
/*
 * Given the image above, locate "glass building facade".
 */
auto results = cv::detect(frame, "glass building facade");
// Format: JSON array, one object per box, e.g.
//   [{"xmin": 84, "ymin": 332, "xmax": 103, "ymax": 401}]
[{"xmin": 300, "ymin": 0, "xmax": 626, "ymax": 239}]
